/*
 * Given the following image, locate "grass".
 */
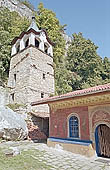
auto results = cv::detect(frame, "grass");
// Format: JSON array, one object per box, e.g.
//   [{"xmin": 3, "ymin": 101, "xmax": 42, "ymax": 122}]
[
  {"xmin": 7, "ymin": 103, "xmax": 26, "ymax": 111},
  {"xmin": 0, "ymin": 148, "xmax": 52, "ymax": 170}
]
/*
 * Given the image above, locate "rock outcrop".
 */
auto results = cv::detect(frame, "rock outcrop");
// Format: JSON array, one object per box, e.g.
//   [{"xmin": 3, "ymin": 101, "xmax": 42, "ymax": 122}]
[
  {"xmin": 0, "ymin": 86, "xmax": 28, "ymax": 140},
  {"xmin": 0, "ymin": 0, "xmax": 33, "ymax": 19},
  {"xmin": 62, "ymin": 32, "xmax": 72, "ymax": 55}
]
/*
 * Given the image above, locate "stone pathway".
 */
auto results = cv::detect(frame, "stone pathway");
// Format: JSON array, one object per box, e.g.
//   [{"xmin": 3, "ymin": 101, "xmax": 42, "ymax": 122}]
[
  {"xmin": 33, "ymin": 143, "xmax": 110, "ymax": 170},
  {"xmin": 0, "ymin": 141, "xmax": 110, "ymax": 170}
]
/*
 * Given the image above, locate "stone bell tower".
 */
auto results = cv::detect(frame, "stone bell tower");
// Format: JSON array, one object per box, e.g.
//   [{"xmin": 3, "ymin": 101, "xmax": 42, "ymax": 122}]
[{"xmin": 8, "ymin": 17, "xmax": 54, "ymax": 112}]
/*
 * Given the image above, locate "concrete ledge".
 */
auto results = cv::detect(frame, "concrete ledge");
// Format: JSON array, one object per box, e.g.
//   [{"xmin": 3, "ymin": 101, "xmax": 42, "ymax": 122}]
[{"xmin": 47, "ymin": 138, "xmax": 95, "ymax": 157}]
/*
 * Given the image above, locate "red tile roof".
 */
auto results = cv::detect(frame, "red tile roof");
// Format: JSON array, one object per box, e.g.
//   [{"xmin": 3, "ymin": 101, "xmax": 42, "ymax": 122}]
[
  {"xmin": 31, "ymin": 83, "xmax": 110, "ymax": 106},
  {"xmin": 31, "ymin": 111, "xmax": 49, "ymax": 118}
]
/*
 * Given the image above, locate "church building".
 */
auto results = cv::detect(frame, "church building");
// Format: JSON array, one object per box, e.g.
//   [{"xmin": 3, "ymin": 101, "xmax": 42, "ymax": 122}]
[{"xmin": 32, "ymin": 83, "xmax": 110, "ymax": 157}]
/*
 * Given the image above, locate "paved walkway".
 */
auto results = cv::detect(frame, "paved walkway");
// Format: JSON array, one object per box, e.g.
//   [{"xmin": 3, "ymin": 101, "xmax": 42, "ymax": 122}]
[
  {"xmin": 33, "ymin": 143, "xmax": 110, "ymax": 170},
  {"xmin": 0, "ymin": 141, "xmax": 110, "ymax": 170}
]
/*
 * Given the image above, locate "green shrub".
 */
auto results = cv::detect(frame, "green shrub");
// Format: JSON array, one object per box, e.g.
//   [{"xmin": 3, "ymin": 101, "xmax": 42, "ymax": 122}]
[{"xmin": 7, "ymin": 103, "xmax": 26, "ymax": 111}]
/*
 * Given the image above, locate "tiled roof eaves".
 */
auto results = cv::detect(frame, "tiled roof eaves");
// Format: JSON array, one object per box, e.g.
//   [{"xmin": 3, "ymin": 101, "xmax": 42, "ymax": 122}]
[
  {"xmin": 31, "ymin": 85, "xmax": 110, "ymax": 106},
  {"xmin": 11, "ymin": 28, "xmax": 54, "ymax": 46},
  {"xmin": 30, "ymin": 112, "xmax": 49, "ymax": 118}
]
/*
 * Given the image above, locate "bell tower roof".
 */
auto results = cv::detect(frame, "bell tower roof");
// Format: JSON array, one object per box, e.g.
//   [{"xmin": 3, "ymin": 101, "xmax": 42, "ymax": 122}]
[
  {"xmin": 11, "ymin": 16, "xmax": 54, "ymax": 51},
  {"xmin": 27, "ymin": 16, "xmax": 40, "ymax": 32}
]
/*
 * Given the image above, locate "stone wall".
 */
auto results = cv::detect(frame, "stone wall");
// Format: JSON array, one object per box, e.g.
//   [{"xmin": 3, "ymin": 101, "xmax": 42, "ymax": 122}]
[
  {"xmin": 0, "ymin": 0, "xmax": 33, "ymax": 19},
  {"xmin": 27, "ymin": 114, "xmax": 48, "ymax": 140},
  {"xmin": 30, "ymin": 114, "xmax": 49, "ymax": 136},
  {"xmin": 8, "ymin": 46, "xmax": 54, "ymax": 112}
]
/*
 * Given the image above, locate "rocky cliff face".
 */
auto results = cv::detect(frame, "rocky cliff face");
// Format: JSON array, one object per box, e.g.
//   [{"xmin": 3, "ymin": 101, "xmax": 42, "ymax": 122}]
[
  {"xmin": 0, "ymin": 0, "xmax": 33, "ymax": 19},
  {"xmin": 0, "ymin": 0, "xmax": 72, "ymax": 45},
  {"xmin": 63, "ymin": 32, "xmax": 72, "ymax": 51}
]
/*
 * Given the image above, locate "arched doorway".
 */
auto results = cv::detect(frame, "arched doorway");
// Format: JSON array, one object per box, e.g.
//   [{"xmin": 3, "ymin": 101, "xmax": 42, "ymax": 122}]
[{"xmin": 95, "ymin": 124, "xmax": 110, "ymax": 158}]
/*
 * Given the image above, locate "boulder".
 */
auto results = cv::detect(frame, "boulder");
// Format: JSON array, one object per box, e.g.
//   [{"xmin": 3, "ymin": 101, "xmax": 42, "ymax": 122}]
[
  {"xmin": 0, "ymin": 106, "xmax": 28, "ymax": 140},
  {"xmin": 0, "ymin": 86, "xmax": 28, "ymax": 140}
]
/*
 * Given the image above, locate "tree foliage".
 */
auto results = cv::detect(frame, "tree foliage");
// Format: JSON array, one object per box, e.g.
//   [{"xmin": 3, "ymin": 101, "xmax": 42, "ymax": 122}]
[
  {"xmin": 36, "ymin": 2, "xmax": 66, "ymax": 65},
  {"xmin": 0, "ymin": 8, "xmax": 29, "ymax": 82},
  {"xmin": 101, "ymin": 57, "xmax": 110, "ymax": 83},
  {"xmin": 0, "ymin": 4, "xmax": 109, "ymax": 94},
  {"xmin": 66, "ymin": 33, "xmax": 110, "ymax": 90},
  {"xmin": 35, "ymin": 3, "xmax": 67, "ymax": 94},
  {"xmin": 55, "ymin": 63, "xmax": 72, "ymax": 95}
]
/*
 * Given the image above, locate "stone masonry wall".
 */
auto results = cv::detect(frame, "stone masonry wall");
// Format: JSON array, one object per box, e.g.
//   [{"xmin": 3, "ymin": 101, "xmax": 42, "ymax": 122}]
[
  {"xmin": 8, "ymin": 48, "xmax": 31, "ymax": 104},
  {"xmin": 29, "ymin": 47, "xmax": 54, "ymax": 100},
  {"xmin": 8, "ymin": 46, "xmax": 54, "ymax": 113}
]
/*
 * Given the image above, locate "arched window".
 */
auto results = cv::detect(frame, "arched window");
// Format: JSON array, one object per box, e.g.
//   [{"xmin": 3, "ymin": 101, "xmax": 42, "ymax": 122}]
[
  {"xmin": 69, "ymin": 116, "xmax": 79, "ymax": 138},
  {"xmin": 35, "ymin": 39, "xmax": 39, "ymax": 48},
  {"xmin": 25, "ymin": 38, "xmax": 29, "ymax": 48},
  {"xmin": 16, "ymin": 44, "xmax": 20, "ymax": 53},
  {"xmin": 44, "ymin": 43, "xmax": 48, "ymax": 54}
]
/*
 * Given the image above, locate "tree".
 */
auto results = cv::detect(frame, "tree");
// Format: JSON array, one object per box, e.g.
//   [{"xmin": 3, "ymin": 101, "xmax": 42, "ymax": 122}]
[
  {"xmin": 1, "ymin": 5, "xmax": 109, "ymax": 94},
  {"xmin": 36, "ymin": 3, "xmax": 68, "ymax": 94},
  {"xmin": 101, "ymin": 57, "xmax": 110, "ymax": 83},
  {"xmin": 55, "ymin": 63, "xmax": 72, "ymax": 95},
  {"xmin": 0, "ymin": 8, "xmax": 29, "ymax": 82},
  {"xmin": 36, "ymin": 3, "xmax": 66, "ymax": 65},
  {"xmin": 66, "ymin": 33, "xmax": 105, "ymax": 90}
]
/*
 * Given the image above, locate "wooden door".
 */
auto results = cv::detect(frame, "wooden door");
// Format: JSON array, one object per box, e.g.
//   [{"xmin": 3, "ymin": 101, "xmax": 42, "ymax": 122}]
[{"xmin": 95, "ymin": 124, "xmax": 110, "ymax": 158}]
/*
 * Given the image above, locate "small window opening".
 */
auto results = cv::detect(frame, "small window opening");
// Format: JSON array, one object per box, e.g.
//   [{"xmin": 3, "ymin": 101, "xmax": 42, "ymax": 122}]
[
  {"xmin": 16, "ymin": 44, "xmax": 20, "ymax": 53},
  {"xmin": 14, "ymin": 74, "xmax": 16, "ymax": 82},
  {"xmin": 41, "ymin": 93, "xmax": 44, "ymax": 98},
  {"xmin": 35, "ymin": 39, "xmax": 39, "ymax": 48},
  {"xmin": 44, "ymin": 44, "xmax": 48, "ymax": 54},
  {"xmin": 25, "ymin": 39, "xmax": 29, "ymax": 48},
  {"xmin": 43, "ymin": 73, "xmax": 45, "ymax": 79},
  {"xmin": 11, "ymin": 93, "xmax": 15, "ymax": 101}
]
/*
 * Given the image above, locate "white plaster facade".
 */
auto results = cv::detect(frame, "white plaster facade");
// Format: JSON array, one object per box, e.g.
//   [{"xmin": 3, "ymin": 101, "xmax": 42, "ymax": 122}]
[{"xmin": 11, "ymin": 31, "xmax": 53, "ymax": 57}]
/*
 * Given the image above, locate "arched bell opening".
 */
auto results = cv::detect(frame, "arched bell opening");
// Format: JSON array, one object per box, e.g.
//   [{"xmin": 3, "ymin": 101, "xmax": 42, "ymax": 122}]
[
  {"xmin": 25, "ymin": 38, "xmax": 29, "ymax": 48},
  {"xmin": 35, "ymin": 38, "xmax": 40, "ymax": 48},
  {"xmin": 44, "ymin": 43, "xmax": 49, "ymax": 54},
  {"xmin": 16, "ymin": 43, "xmax": 20, "ymax": 53}
]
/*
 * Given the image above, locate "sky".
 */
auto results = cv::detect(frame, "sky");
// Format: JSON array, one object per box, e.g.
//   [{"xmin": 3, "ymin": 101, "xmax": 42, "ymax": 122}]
[{"xmin": 28, "ymin": 0, "xmax": 110, "ymax": 59}]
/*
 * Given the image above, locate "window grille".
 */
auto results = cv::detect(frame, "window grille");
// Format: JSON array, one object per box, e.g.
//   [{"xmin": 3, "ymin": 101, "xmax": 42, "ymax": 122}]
[{"xmin": 69, "ymin": 116, "xmax": 79, "ymax": 138}]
